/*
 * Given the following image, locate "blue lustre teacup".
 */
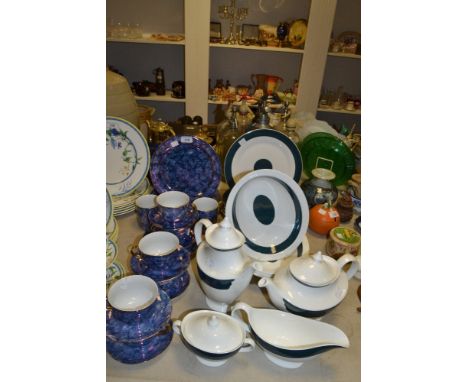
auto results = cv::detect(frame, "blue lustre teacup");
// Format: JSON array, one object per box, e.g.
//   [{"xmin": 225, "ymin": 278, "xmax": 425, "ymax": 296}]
[
  {"xmin": 130, "ymin": 231, "xmax": 190, "ymax": 280},
  {"xmin": 149, "ymin": 191, "xmax": 195, "ymax": 229},
  {"xmin": 193, "ymin": 197, "xmax": 218, "ymax": 223},
  {"xmin": 135, "ymin": 194, "xmax": 157, "ymax": 232}
]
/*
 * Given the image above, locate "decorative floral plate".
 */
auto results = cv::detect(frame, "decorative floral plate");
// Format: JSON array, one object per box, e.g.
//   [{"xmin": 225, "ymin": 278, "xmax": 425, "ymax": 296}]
[
  {"xmin": 106, "ymin": 238, "xmax": 118, "ymax": 268},
  {"xmin": 224, "ymin": 129, "xmax": 302, "ymax": 188},
  {"xmin": 106, "ymin": 117, "xmax": 150, "ymax": 197},
  {"xmin": 150, "ymin": 136, "xmax": 221, "ymax": 199},
  {"xmin": 300, "ymin": 133, "xmax": 355, "ymax": 186},
  {"xmin": 225, "ymin": 169, "xmax": 309, "ymax": 262}
]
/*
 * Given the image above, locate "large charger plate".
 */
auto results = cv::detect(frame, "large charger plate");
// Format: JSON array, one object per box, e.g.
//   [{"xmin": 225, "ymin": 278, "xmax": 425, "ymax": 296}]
[
  {"xmin": 224, "ymin": 129, "xmax": 302, "ymax": 188},
  {"xmin": 106, "ymin": 117, "xmax": 150, "ymax": 197},
  {"xmin": 300, "ymin": 132, "xmax": 355, "ymax": 186},
  {"xmin": 150, "ymin": 136, "xmax": 221, "ymax": 199},
  {"xmin": 225, "ymin": 169, "xmax": 309, "ymax": 261}
]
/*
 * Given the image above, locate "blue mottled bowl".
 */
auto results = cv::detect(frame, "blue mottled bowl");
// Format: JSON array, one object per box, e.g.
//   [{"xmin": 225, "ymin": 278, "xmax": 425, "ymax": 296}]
[
  {"xmin": 107, "ymin": 320, "xmax": 173, "ymax": 364},
  {"xmin": 156, "ymin": 270, "xmax": 190, "ymax": 299}
]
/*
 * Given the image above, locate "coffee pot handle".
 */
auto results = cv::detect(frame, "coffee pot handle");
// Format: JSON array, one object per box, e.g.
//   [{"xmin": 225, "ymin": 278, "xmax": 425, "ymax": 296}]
[{"xmin": 194, "ymin": 218, "xmax": 213, "ymax": 245}]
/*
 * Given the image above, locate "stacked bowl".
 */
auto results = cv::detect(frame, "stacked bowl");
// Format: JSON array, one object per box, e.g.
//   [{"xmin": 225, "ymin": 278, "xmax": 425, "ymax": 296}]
[
  {"xmin": 106, "ymin": 275, "xmax": 173, "ymax": 364},
  {"xmin": 130, "ymin": 231, "xmax": 191, "ymax": 299}
]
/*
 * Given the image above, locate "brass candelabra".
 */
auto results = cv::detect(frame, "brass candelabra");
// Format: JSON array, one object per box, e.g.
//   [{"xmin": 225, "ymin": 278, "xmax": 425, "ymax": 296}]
[{"xmin": 218, "ymin": 0, "xmax": 248, "ymax": 44}]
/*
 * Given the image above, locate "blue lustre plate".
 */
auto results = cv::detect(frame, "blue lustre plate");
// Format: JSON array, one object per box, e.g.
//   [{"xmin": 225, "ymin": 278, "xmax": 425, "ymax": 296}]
[
  {"xmin": 150, "ymin": 136, "xmax": 221, "ymax": 199},
  {"xmin": 224, "ymin": 129, "xmax": 302, "ymax": 188}
]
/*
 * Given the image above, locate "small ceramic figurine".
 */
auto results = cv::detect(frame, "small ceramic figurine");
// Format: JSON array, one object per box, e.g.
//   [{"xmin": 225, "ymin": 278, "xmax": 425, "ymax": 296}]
[{"xmin": 335, "ymin": 191, "xmax": 354, "ymax": 223}]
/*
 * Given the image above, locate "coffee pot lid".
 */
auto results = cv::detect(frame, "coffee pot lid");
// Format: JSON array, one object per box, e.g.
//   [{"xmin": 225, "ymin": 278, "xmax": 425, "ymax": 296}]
[
  {"xmin": 289, "ymin": 251, "xmax": 340, "ymax": 287},
  {"xmin": 205, "ymin": 217, "xmax": 245, "ymax": 251}
]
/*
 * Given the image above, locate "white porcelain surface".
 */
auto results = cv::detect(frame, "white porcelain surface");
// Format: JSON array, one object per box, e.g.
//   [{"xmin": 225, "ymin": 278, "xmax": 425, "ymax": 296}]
[
  {"xmin": 289, "ymin": 251, "xmax": 340, "ymax": 287},
  {"xmin": 225, "ymin": 169, "xmax": 309, "ymax": 262},
  {"xmin": 193, "ymin": 197, "xmax": 218, "ymax": 212},
  {"xmin": 157, "ymin": 191, "xmax": 189, "ymax": 208},
  {"xmin": 311, "ymin": 168, "xmax": 336, "ymax": 181},
  {"xmin": 195, "ymin": 217, "xmax": 245, "ymax": 251},
  {"xmin": 138, "ymin": 231, "xmax": 179, "ymax": 257},
  {"xmin": 258, "ymin": 267, "xmax": 349, "ymax": 313},
  {"xmin": 107, "ymin": 275, "xmax": 158, "ymax": 311},
  {"xmin": 230, "ymin": 302, "xmax": 349, "ymax": 368},
  {"xmin": 252, "ymin": 235, "xmax": 310, "ymax": 278},
  {"xmin": 135, "ymin": 194, "xmax": 157, "ymax": 209}
]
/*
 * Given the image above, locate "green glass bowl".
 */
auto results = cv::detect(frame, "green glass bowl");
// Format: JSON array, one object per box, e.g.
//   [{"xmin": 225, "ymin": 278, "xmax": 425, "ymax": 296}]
[{"xmin": 300, "ymin": 133, "xmax": 355, "ymax": 186}]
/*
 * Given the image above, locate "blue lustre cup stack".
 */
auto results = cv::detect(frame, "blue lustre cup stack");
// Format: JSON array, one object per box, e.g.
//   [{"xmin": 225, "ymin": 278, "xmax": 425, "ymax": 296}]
[
  {"xmin": 130, "ymin": 231, "xmax": 191, "ymax": 299},
  {"xmin": 106, "ymin": 275, "xmax": 173, "ymax": 364},
  {"xmin": 148, "ymin": 191, "xmax": 197, "ymax": 256}
]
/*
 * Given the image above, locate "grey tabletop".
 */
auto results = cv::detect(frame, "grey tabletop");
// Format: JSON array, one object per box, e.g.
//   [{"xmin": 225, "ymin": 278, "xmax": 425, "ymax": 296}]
[{"xmin": 107, "ymin": 211, "xmax": 361, "ymax": 382}]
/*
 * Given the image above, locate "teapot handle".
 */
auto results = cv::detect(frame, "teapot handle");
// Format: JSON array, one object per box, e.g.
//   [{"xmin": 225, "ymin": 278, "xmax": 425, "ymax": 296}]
[
  {"xmin": 194, "ymin": 218, "xmax": 213, "ymax": 245},
  {"xmin": 336, "ymin": 253, "xmax": 359, "ymax": 280}
]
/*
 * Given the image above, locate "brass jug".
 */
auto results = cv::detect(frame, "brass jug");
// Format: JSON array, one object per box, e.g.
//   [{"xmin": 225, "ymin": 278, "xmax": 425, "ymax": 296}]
[{"xmin": 146, "ymin": 118, "xmax": 176, "ymax": 148}]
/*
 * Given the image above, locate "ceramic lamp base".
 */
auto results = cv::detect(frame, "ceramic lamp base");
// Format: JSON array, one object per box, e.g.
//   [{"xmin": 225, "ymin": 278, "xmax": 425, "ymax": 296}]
[
  {"xmin": 263, "ymin": 351, "xmax": 303, "ymax": 369},
  {"xmin": 205, "ymin": 297, "xmax": 229, "ymax": 313},
  {"xmin": 196, "ymin": 356, "xmax": 228, "ymax": 367}
]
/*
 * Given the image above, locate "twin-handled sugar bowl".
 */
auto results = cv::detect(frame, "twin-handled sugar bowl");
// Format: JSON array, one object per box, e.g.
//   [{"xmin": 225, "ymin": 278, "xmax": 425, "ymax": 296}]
[
  {"xmin": 195, "ymin": 217, "xmax": 257, "ymax": 313},
  {"xmin": 130, "ymin": 231, "xmax": 190, "ymax": 281},
  {"xmin": 173, "ymin": 310, "xmax": 255, "ymax": 367},
  {"xmin": 257, "ymin": 251, "xmax": 359, "ymax": 317},
  {"xmin": 106, "ymin": 275, "xmax": 173, "ymax": 364}
]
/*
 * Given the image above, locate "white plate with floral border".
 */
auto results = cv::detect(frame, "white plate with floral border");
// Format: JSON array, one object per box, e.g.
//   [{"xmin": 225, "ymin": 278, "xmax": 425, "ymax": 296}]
[{"xmin": 106, "ymin": 117, "xmax": 150, "ymax": 197}]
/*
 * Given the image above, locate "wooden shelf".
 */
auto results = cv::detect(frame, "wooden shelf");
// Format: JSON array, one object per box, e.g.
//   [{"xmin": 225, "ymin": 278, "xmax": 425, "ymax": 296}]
[
  {"xmin": 134, "ymin": 91, "xmax": 185, "ymax": 103},
  {"xmin": 317, "ymin": 107, "xmax": 361, "ymax": 115},
  {"xmin": 327, "ymin": 52, "xmax": 361, "ymax": 59},
  {"xmin": 209, "ymin": 43, "xmax": 304, "ymax": 54},
  {"xmin": 107, "ymin": 37, "xmax": 185, "ymax": 46}
]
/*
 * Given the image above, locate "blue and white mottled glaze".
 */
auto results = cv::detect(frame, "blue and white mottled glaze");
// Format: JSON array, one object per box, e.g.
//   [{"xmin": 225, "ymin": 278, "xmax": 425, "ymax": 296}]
[
  {"xmin": 106, "ymin": 288, "xmax": 172, "ymax": 340},
  {"xmin": 131, "ymin": 241, "xmax": 190, "ymax": 280},
  {"xmin": 148, "ymin": 205, "xmax": 197, "ymax": 230},
  {"xmin": 156, "ymin": 270, "xmax": 190, "ymax": 299},
  {"xmin": 135, "ymin": 206, "xmax": 155, "ymax": 233},
  {"xmin": 150, "ymin": 136, "xmax": 221, "ymax": 199},
  {"xmin": 106, "ymin": 321, "xmax": 173, "ymax": 364}
]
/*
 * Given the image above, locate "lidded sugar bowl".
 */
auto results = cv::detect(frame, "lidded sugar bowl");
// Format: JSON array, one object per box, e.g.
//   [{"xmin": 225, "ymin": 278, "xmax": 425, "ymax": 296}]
[{"xmin": 258, "ymin": 251, "xmax": 359, "ymax": 317}]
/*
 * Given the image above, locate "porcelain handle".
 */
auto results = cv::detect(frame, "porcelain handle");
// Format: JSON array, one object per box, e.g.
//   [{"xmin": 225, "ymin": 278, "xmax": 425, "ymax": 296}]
[
  {"xmin": 239, "ymin": 337, "xmax": 255, "ymax": 353},
  {"xmin": 194, "ymin": 218, "xmax": 213, "ymax": 245},
  {"xmin": 230, "ymin": 302, "xmax": 251, "ymax": 333},
  {"xmin": 128, "ymin": 244, "xmax": 139, "ymax": 257},
  {"xmin": 172, "ymin": 320, "xmax": 182, "ymax": 335},
  {"xmin": 337, "ymin": 253, "xmax": 359, "ymax": 280}
]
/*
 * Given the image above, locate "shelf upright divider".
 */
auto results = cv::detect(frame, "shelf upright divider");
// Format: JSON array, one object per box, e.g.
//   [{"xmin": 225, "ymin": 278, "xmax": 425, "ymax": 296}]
[
  {"xmin": 296, "ymin": 0, "xmax": 337, "ymax": 115},
  {"xmin": 184, "ymin": 0, "xmax": 211, "ymax": 122}
]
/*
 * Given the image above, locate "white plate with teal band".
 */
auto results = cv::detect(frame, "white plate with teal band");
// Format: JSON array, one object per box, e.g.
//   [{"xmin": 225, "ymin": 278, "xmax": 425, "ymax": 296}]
[
  {"xmin": 225, "ymin": 169, "xmax": 309, "ymax": 262},
  {"xmin": 106, "ymin": 187, "xmax": 112, "ymax": 226},
  {"xmin": 224, "ymin": 129, "xmax": 303, "ymax": 188},
  {"xmin": 106, "ymin": 117, "xmax": 150, "ymax": 197}
]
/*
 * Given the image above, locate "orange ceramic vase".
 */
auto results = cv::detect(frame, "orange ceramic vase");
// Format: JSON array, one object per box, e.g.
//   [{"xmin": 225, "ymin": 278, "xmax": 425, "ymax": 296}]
[{"xmin": 309, "ymin": 203, "xmax": 340, "ymax": 235}]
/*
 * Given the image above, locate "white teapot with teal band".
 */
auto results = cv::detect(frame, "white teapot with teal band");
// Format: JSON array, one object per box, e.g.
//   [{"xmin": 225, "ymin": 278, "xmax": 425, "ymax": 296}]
[
  {"xmin": 257, "ymin": 250, "xmax": 359, "ymax": 318},
  {"xmin": 195, "ymin": 217, "xmax": 258, "ymax": 313}
]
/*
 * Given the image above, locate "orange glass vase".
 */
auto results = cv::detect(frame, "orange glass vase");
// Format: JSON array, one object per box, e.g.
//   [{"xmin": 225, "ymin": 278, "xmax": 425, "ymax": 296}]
[{"xmin": 308, "ymin": 203, "xmax": 340, "ymax": 235}]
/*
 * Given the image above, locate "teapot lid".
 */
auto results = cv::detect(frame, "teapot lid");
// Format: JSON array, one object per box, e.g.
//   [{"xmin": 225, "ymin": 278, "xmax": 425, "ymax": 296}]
[
  {"xmin": 205, "ymin": 217, "xmax": 245, "ymax": 251},
  {"xmin": 289, "ymin": 251, "xmax": 340, "ymax": 287}
]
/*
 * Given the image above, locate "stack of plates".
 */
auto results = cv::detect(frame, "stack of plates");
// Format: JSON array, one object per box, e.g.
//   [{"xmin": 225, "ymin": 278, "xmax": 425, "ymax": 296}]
[
  {"xmin": 112, "ymin": 178, "xmax": 153, "ymax": 216},
  {"xmin": 106, "ymin": 215, "xmax": 119, "ymax": 242},
  {"xmin": 106, "ymin": 238, "xmax": 125, "ymax": 287}
]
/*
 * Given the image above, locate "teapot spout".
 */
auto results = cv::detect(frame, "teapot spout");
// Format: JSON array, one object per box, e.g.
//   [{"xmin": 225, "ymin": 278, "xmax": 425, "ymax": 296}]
[{"xmin": 258, "ymin": 277, "xmax": 288, "ymax": 308}]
